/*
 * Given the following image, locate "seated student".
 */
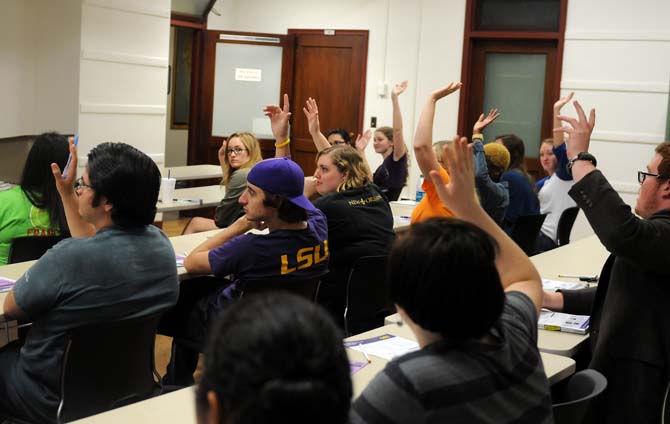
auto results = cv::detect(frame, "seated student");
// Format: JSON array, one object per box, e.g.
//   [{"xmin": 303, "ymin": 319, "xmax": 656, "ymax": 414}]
[
  {"xmin": 196, "ymin": 292, "xmax": 352, "ymax": 424},
  {"xmin": 163, "ymin": 157, "xmax": 330, "ymax": 386},
  {"xmin": 0, "ymin": 142, "xmax": 179, "ymax": 423},
  {"xmin": 351, "ymin": 137, "xmax": 552, "ymax": 424},
  {"xmin": 0, "ymin": 132, "xmax": 71, "ymax": 265},
  {"xmin": 496, "ymin": 134, "xmax": 540, "ymax": 234},
  {"xmin": 410, "ymin": 82, "xmax": 462, "ymax": 223},
  {"xmin": 312, "ymin": 144, "xmax": 395, "ymax": 325},
  {"xmin": 326, "ymin": 128, "xmax": 352, "ymax": 146},
  {"xmin": 183, "ymin": 132, "xmax": 262, "ymax": 233},
  {"xmin": 471, "ymin": 109, "xmax": 511, "ymax": 225},
  {"xmin": 535, "ymin": 92, "xmax": 577, "ymax": 252}
]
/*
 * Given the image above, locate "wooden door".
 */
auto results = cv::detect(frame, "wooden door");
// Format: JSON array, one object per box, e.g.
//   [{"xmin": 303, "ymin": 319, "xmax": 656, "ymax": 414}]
[
  {"xmin": 195, "ymin": 30, "xmax": 295, "ymax": 166},
  {"xmin": 465, "ymin": 39, "xmax": 559, "ymax": 181},
  {"xmin": 287, "ymin": 30, "xmax": 368, "ymax": 175}
]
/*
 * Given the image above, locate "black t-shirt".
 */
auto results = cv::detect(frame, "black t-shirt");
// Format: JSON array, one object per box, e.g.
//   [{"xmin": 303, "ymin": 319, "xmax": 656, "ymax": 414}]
[{"xmin": 314, "ymin": 184, "xmax": 395, "ymax": 270}]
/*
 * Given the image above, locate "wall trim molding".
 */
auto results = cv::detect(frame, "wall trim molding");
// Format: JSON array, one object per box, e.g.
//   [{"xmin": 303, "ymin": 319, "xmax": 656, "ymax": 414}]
[
  {"xmin": 81, "ymin": 49, "xmax": 168, "ymax": 68},
  {"xmin": 611, "ymin": 181, "xmax": 639, "ymax": 195},
  {"xmin": 83, "ymin": 0, "xmax": 170, "ymax": 18},
  {"xmin": 562, "ymin": 79, "xmax": 669, "ymax": 94},
  {"xmin": 80, "ymin": 103, "xmax": 166, "ymax": 115},
  {"xmin": 566, "ymin": 31, "xmax": 670, "ymax": 42},
  {"xmin": 591, "ymin": 130, "xmax": 665, "ymax": 146}
]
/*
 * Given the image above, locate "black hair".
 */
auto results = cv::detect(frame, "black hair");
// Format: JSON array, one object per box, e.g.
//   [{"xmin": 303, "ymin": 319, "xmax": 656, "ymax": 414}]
[
  {"xmin": 86, "ymin": 142, "xmax": 160, "ymax": 229},
  {"xmin": 495, "ymin": 134, "xmax": 535, "ymax": 188},
  {"xmin": 388, "ymin": 218, "xmax": 505, "ymax": 340},
  {"xmin": 263, "ymin": 192, "xmax": 308, "ymax": 223},
  {"xmin": 326, "ymin": 128, "xmax": 352, "ymax": 146},
  {"xmin": 20, "ymin": 132, "xmax": 71, "ymax": 236},
  {"xmin": 196, "ymin": 292, "xmax": 352, "ymax": 424}
]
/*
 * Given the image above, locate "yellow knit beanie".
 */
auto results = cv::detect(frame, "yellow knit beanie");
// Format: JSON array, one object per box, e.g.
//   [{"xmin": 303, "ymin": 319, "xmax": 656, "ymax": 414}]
[{"xmin": 483, "ymin": 142, "xmax": 511, "ymax": 170}]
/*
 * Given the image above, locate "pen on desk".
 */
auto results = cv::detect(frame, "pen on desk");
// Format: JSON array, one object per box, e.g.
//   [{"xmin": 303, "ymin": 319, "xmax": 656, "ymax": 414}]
[
  {"xmin": 358, "ymin": 343, "xmax": 371, "ymax": 363},
  {"xmin": 558, "ymin": 274, "xmax": 598, "ymax": 282}
]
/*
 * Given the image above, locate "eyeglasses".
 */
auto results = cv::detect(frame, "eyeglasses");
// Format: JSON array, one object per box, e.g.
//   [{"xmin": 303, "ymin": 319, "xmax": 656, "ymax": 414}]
[
  {"xmin": 226, "ymin": 148, "xmax": 248, "ymax": 156},
  {"xmin": 74, "ymin": 177, "xmax": 94, "ymax": 194},
  {"xmin": 638, "ymin": 171, "xmax": 662, "ymax": 184}
]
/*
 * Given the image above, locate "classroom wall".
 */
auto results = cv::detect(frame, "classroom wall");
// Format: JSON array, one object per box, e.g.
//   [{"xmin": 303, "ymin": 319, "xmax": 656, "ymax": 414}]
[
  {"xmin": 77, "ymin": 0, "xmax": 171, "ymax": 165},
  {"xmin": 165, "ymin": 27, "xmax": 189, "ymax": 167},
  {"xmin": 208, "ymin": 0, "xmax": 670, "ymax": 241}
]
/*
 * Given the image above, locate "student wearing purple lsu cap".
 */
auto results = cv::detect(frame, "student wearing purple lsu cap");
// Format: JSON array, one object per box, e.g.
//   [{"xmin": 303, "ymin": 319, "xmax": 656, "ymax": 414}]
[{"xmin": 162, "ymin": 157, "xmax": 330, "ymax": 386}]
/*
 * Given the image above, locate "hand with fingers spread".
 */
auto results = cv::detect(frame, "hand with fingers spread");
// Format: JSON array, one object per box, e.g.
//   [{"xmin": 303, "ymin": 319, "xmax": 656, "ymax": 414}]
[
  {"xmin": 50, "ymin": 136, "xmax": 78, "ymax": 197},
  {"xmin": 217, "ymin": 139, "xmax": 228, "ymax": 166},
  {"xmin": 553, "ymin": 92, "xmax": 575, "ymax": 146},
  {"xmin": 391, "ymin": 80, "xmax": 408, "ymax": 98},
  {"xmin": 429, "ymin": 136, "xmax": 479, "ymax": 217},
  {"xmin": 473, "ymin": 108, "xmax": 500, "ymax": 135},
  {"xmin": 430, "ymin": 82, "xmax": 462, "ymax": 102},
  {"xmin": 302, "ymin": 97, "xmax": 321, "ymax": 136},
  {"xmin": 553, "ymin": 91, "xmax": 574, "ymax": 113},
  {"xmin": 354, "ymin": 129, "xmax": 372, "ymax": 153},
  {"xmin": 263, "ymin": 93, "xmax": 291, "ymax": 142},
  {"xmin": 555, "ymin": 101, "xmax": 596, "ymax": 158}
]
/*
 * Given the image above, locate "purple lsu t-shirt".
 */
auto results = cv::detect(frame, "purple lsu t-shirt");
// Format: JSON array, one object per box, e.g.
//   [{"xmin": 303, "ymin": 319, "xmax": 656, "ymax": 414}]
[{"xmin": 208, "ymin": 209, "xmax": 329, "ymax": 301}]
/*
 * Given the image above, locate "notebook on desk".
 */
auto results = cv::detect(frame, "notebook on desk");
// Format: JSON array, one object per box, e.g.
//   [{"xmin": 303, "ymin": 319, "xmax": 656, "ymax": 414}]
[{"xmin": 538, "ymin": 311, "xmax": 590, "ymax": 334}]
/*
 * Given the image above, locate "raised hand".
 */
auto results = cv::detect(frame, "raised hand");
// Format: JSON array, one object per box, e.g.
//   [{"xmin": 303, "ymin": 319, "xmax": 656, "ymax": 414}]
[
  {"xmin": 554, "ymin": 91, "xmax": 575, "ymax": 112},
  {"xmin": 555, "ymin": 101, "xmax": 596, "ymax": 157},
  {"xmin": 473, "ymin": 108, "xmax": 500, "ymax": 135},
  {"xmin": 391, "ymin": 80, "xmax": 408, "ymax": 98},
  {"xmin": 430, "ymin": 82, "xmax": 462, "ymax": 102},
  {"xmin": 354, "ymin": 129, "xmax": 372, "ymax": 152},
  {"xmin": 50, "ymin": 136, "xmax": 78, "ymax": 197},
  {"xmin": 429, "ymin": 136, "xmax": 478, "ymax": 216},
  {"xmin": 263, "ymin": 93, "xmax": 291, "ymax": 141},
  {"xmin": 302, "ymin": 97, "xmax": 321, "ymax": 136},
  {"xmin": 217, "ymin": 139, "xmax": 228, "ymax": 165}
]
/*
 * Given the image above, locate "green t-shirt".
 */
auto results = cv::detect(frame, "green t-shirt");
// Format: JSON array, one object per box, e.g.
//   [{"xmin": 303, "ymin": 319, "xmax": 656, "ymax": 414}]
[{"xmin": 0, "ymin": 186, "xmax": 60, "ymax": 265}]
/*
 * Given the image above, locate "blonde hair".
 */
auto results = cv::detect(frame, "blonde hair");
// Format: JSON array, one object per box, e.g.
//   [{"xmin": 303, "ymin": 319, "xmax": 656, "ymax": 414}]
[
  {"xmin": 433, "ymin": 140, "xmax": 452, "ymax": 168},
  {"xmin": 223, "ymin": 132, "xmax": 262, "ymax": 185},
  {"xmin": 316, "ymin": 145, "xmax": 371, "ymax": 192}
]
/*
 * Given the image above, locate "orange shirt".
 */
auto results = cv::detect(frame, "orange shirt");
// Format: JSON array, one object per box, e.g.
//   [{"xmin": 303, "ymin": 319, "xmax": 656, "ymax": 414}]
[{"xmin": 410, "ymin": 167, "xmax": 455, "ymax": 223}]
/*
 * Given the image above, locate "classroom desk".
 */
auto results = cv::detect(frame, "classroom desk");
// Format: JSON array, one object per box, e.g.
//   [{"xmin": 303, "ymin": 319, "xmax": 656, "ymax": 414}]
[
  {"xmin": 69, "ymin": 387, "xmax": 196, "ymax": 424},
  {"xmin": 157, "ymin": 185, "xmax": 224, "ymax": 214},
  {"xmin": 347, "ymin": 324, "xmax": 575, "ymax": 397},
  {"xmin": 530, "ymin": 234, "xmax": 608, "ymax": 282},
  {"xmin": 389, "ymin": 200, "xmax": 417, "ymax": 219},
  {"xmin": 161, "ymin": 165, "xmax": 222, "ymax": 181}
]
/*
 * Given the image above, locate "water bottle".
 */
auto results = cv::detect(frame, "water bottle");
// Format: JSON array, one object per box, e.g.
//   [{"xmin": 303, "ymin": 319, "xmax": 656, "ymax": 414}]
[{"xmin": 415, "ymin": 174, "xmax": 425, "ymax": 202}]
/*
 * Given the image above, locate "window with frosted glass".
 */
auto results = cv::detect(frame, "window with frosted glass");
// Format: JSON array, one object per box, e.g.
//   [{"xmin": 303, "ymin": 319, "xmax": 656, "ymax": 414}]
[{"xmin": 475, "ymin": 0, "xmax": 561, "ymax": 32}]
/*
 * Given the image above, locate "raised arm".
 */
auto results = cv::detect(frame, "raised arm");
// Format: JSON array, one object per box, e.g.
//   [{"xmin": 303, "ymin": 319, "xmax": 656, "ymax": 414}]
[
  {"xmin": 553, "ymin": 92, "xmax": 574, "ymax": 147},
  {"xmin": 263, "ymin": 93, "xmax": 292, "ymax": 158},
  {"xmin": 430, "ymin": 137, "xmax": 542, "ymax": 315},
  {"xmin": 555, "ymin": 101, "xmax": 596, "ymax": 184},
  {"xmin": 354, "ymin": 129, "xmax": 374, "ymax": 180},
  {"xmin": 391, "ymin": 81, "xmax": 408, "ymax": 161},
  {"xmin": 413, "ymin": 82, "xmax": 462, "ymax": 184},
  {"xmin": 472, "ymin": 108, "xmax": 500, "ymax": 138},
  {"xmin": 302, "ymin": 97, "xmax": 331, "ymax": 152},
  {"xmin": 217, "ymin": 139, "xmax": 228, "ymax": 176},
  {"xmin": 50, "ymin": 138, "xmax": 96, "ymax": 237}
]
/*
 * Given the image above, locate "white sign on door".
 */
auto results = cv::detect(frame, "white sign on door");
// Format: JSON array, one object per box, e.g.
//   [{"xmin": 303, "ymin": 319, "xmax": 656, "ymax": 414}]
[{"xmin": 235, "ymin": 68, "xmax": 262, "ymax": 82}]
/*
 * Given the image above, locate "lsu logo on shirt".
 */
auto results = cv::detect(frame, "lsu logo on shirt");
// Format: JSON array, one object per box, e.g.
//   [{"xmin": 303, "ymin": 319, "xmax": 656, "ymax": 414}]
[{"xmin": 280, "ymin": 240, "xmax": 329, "ymax": 275}]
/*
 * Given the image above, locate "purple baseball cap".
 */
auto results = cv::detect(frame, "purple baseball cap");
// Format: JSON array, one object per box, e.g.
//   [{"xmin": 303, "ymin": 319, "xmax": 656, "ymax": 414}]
[{"xmin": 247, "ymin": 157, "xmax": 316, "ymax": 212}]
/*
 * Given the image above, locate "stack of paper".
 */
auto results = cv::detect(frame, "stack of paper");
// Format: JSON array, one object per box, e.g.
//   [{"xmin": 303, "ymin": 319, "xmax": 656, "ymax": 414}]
[
  {"xmin": 0, "ymin": 182, "xmax": 12, "ymax": 192},
  {"xmin": 542, "ymin": 279, "xmax": 588, "ymax": 292},
  {"xmin": 538, "ymin": 311, "xmax": 590, "ymax": 334},
  {"xmin": 345, "ymin": 334, "xmax": 419, "ymax": 360},
  {"xmin": 0, "ymin": 277, "xmax": 16, "ymax": 293}
]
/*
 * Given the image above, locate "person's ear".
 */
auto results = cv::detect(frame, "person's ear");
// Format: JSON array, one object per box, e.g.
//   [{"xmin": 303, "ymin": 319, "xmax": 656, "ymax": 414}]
[
  {"xmin": 207, "ymin": 391, "xmax": 221, "ymax": 424},
  {"xmin": 659, "ymin": 178, "xmax": 670, "ymax": 199},
  {"xmin": 100, "ymin": 196, "xmax": 113, "ymax": 212},
  {"xmin": 341, "ymin": 171, "xmax": 349, "ymax": 181}
]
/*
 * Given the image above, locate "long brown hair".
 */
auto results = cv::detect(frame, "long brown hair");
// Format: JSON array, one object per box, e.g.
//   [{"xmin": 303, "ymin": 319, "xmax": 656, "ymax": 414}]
[
  {"xmin": 222, "ymin": 132, "xmax": 262, "ymax": 185},
  {"xmin": 316, "ymin": 145, "xmax": 371, "ymax": 192}
]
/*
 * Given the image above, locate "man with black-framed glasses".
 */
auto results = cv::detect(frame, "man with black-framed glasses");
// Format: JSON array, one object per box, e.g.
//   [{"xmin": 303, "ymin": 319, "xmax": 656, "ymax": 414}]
[
  {"xmin": 542, "ymin": 101, "xmax": 670, "ymax": 423},
  {"xmin": 0, "ymin": 142, "xmax": 178, "ymax": 423}
]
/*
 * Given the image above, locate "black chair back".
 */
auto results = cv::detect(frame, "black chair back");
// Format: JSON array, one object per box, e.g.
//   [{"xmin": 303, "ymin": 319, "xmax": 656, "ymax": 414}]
[
  {"xmin": 343, "ymin": 255, "xmax": 392, "ymax": 336},
  {"xmin": 552, "ymin": 369, "xmax": 607, "ymax": 424},
  {"xmin": 241, "ymin": 275, "xmax": 322, "ymax": 302},
  {"xmin": 8, "ymin": 235, "xmax": 66, "ymax": 264},
  {"xmin": 556, "ymin": 206, "xmax": 579, "ymax": 246},
  {"xmin": 57, "ymin": 312, "xmax": 163, "ymax": 423},
  {"xmin": 510, "ymin": 214, "xmax": 546, "ymax": 256}
]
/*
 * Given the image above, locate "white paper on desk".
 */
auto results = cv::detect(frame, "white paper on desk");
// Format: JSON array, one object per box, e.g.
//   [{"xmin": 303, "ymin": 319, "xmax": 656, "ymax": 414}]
[
  {"xmin": 542, "ymin": 279, "xmax": 588, "ymax": 292},
  {"xmin": 0, "ymin": 277, "xmax": 16, "ymax": 293},
  {"xmin": 349, "ymin": 336, "xmax": 419, "ymax": 361},
  {"xmin": 538, "ymin": 311, "xmax": 590, "ymax": 334},
  {"xmin": 175, "ymin": 255, "xmax": 185, "ymax": 268}
]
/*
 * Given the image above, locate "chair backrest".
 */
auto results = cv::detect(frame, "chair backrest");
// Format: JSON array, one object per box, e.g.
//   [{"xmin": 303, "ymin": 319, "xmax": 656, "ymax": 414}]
[
  {"xmin": 240, "ymin": 274, "xmax": 322, "ymax": 302},
  {"xmin": 556, "ymin": 206, "xmax": 579, "ymax": 246},
  {"xmin": 8, "ymin": 235, "xmax": 67, "ymax": 264},
  {"xmin": 552, "ymin": 369, "xmax": 607, "ymax": 424},
  {"xmin": 57, "ymin": 312, "xmax": 163, "ymax": 423},
  {"xmin": 343, "ymin": 255, "xmax": 392, "ymax": 336},
  {"xmin": 510, "ymin": 214, "xmax": 547, "ymax": 256}
]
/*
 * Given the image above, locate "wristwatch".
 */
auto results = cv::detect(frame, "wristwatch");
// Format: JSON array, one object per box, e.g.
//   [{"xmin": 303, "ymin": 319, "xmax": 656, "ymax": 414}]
[{"xmin": 567, "ymin": 152, "xmax": 597, "ymax": 176}]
